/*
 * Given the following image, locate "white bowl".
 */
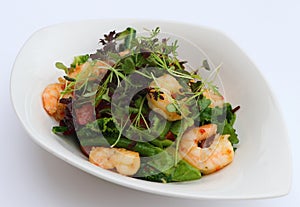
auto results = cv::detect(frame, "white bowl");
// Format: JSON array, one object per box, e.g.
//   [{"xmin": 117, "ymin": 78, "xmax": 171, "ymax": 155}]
[{"xmin": 10, "ymin": 19, "xmax": 292, "ymax": 200}]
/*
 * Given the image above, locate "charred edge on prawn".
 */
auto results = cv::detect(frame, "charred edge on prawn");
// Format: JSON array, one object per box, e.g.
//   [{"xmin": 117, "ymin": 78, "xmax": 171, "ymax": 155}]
[{"xmin": 147, "ymin": 87, "xmax": 165, "ymax": 101}]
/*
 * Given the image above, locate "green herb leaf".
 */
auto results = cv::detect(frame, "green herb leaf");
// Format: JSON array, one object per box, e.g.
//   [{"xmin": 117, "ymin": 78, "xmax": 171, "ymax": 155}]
[
  {"xmin": 198, "ymin": 97, "xmax": 211, "ymax": 112},
  {"xmin": 148, "ymin": 114, "xmax": 171, "ymax": 138},
  {"xmin": 223, "ymin": 120, "xmax": 239, "ymax": 144},
  {"xmin": 70, "ymin": 54, "xmax": 89, "ymax": 68},
  {"xmin": 52, "ymin": 126, "xmax": 68, "ymax": 134},
  {"xmin": 124, "ymin": 28, "xmax": 136, "ymax": 49},
  {"xmin": 169, "ymin": 121, "xmax": 181, "ymax": 136},
  {"xmin": 76, "ymin": 117, "xmax": 119, "ymax": 141},
  {"xmin": 202, "ymin": 59, "xmax": 211, "ymax": 71},
  {"xmin": 148, "ymin": 151, "xmax": 175, "ymax": 172},
  {"xmin": 122, "ymin": 57, "xmax": 136, "ymax": 74},
  {"xmin": 190, "ymin": 81, "xmax": 202, "ymax": 93},
  {"xmin": 166, "ymin": 103, "xmax": 177, "ymax": 112},
  {"xmin": 63, "ymin": 76, "xmax": 76, "ymax": 82},
  {"xmin": 101, "ymin": 89, "xmax": 111, "ymax": 102},
  {"xmin": 225, "ymin": 103, "xmax": 236, "ymax": 126},
  {"xmin": 150, "ymin": 138, "xmax": 173, "ymax": 148},
  {"xmin": 55, "ymin": 62, "xmax": 68, "ymax": 73}
]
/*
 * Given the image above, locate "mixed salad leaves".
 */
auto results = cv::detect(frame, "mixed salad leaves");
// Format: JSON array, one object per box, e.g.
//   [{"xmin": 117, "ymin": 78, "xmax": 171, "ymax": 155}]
[{"xmin": 48, "ymin": 27, "xmax": 239, "ymax": 183}]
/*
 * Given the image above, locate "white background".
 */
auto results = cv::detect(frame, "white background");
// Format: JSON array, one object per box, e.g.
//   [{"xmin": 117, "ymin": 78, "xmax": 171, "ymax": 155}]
[{"xmin": 1, "ymin": 0, "xmax": 299, "ymax": 206}]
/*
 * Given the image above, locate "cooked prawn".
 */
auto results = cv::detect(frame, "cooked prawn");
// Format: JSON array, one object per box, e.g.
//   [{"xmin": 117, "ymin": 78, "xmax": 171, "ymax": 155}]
[
  {"xmin": 68, "ymin": 65, "xmax": 82, "ymax": 79},
  {"xmin": 89, "ymin": 147, "xmax": 140, "ymax": 176},
  {"xmin": 202, "ymin": 89, "xmax": 224, "ymax": 108},
  {"xmin": 110, "ymin": 148, "xmax": 141, "ymax": 176},
  {"xmin": 42, "ymin": 60, "xmax": 109, "ymax": 121},
  {"xmin": 89, "ymin": 147, "xmax": 115, "ymax": 170},
  {"xmin": 42, "ymin": 83, "xmax": 66, "ymax": 121},
  {"xmin": 179, "ymin": 124, "xmax": 234, "ymax": 174},
  {"xmin": 147, "ymin": 74, "xmax": 187, "ymax": 121}
]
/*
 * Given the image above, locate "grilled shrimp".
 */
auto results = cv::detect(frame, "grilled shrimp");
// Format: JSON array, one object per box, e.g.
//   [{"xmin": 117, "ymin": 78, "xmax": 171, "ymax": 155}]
[
  {"xmin": 110, "ymin": 148, "xmax": 141, "ymax": 176},
  {"xmin": 42, "ymin": 83, "xmax": 66, "ymax": 121},
  {"xmin": 42, "ymin": 60, "xmax": 109, "ymax": 121},
  {"xmin": 202, "ymin": 89, "xmax": 224, "ymax": 108},
  {"xmin": 147, "ymin": 74, "xmax": 186, "ymax": 121},
  {"xmin": 179, "ymin": 124, "xmax": 234, "ymax": 174},
  {"xmin": 42, "ymin": 63, "xmax": 79, "ymax": 121},
  {"xmin": 89, "ymin": 147, "xmax": 140, "ymax": 176}
]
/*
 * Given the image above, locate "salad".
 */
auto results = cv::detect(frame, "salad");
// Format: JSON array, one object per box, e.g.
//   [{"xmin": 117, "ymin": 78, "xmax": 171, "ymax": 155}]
[{"xmin": 42, "ymin": 27, "xmax": 240, "ymax": 183}]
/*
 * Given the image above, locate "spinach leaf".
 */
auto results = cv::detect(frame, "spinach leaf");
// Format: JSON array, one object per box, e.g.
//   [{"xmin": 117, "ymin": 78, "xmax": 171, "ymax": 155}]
[
  {"xmin": 136, "ymin": 155, "xmax": 201, "ymax": 182},
  {"xmin": 169, "ymin": 120, "xmax": 182, "ymax": 136},
  {"xmin": 198, "ymin": 97, "xmax": 211, "ymax": 112},
  {"xmin": 170, "ymin": 160, "xmax": 201, "ymax": 182},
  {"xmin": 135, "ymin": 163, "xmax": 172, "ymax": 183},
  {"xmin": 223, "ymin": 120, "xmax": 239, "ymax": 144},
  {"xmin": 222, "ymin": 103, "xmax": 239, "ymax": 145},
  {"xmin": 121, "ymin": 56, "xmax": 136, "ymax": 74}
]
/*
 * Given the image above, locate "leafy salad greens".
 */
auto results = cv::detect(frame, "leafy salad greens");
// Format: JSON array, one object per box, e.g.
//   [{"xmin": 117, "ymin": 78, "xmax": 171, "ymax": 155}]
[{"xmin": 45, "ymin": 27, "xmax": 240, "ymax": 183}]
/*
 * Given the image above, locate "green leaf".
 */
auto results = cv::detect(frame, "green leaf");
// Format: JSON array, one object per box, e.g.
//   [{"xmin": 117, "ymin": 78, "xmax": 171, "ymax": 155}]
[
  {"xmin": 190, "ymin": 81, "xmax": 202, "ymax": 93},
  {"xmin": 121, "ymin": 56, "xmax": 136, "ymax": 74},
  {"xmin": 63, "ymin": 76, "xmax": 76, "ymax": 82},
  {"xmin": 76, "ymin": 117, "xmax": 119, "ymax": 140},
  {"xmin": 150, "ymin": 139, "xmax": 173, "ymax": 148},
  {"xmin": 148, "ymin": 151, "xmax": 175, "ymax": 172},
  {"xmin": 70, "ymin": 54, "xmax": 89, "ymax": 68},
  {"xmin": 166, "ymin": 103, "xmax": 177, "ymax": 112},
  {"xmin": 115, "ymin": 27, "xmax": 137, "ymax": 49},
  {"xmin": 107, "ymin": 52, "xmax": 122, "ymax": 62},
  {"xmin": 55, "ymin": 62, "xmax": 68, "ymax": 73},
  {"xmin": 101, "ymin": 89, "xmax": 111, "ymax": 102},
  {"xmin": 137, "ymin": 158, "xmax": 201, "ymax": 183},
  {"xmin": 134, "ymin": 53, "xmax": 149, "ymax": 68},
  {"xmin": 116, "ymin": 27, "xmax": 136, "ymax": 40},
  {"xmin": 191, "ymin": 74, "xmax": 202, "ymax": 80},
  {"xmin": 170, "ymin": 160, "xmax": 201, "ymax": 182},
  {"xmin": 135, "ymin": 164, "xmax": 172, "ymax": 183},
  {"xmin": 169, "ymin": 119, "xmax": 194, "ymax": 138},
  {"xmin": 202, "ymin": 59, "xmax": 211, "ymax": 70},
  {"xmin": 158, "ymin": 121, "xmax": 172, "ymax": 138},
  {"xmin": 223, "ymin": 120, "xmax": 239, "ymax": 144},
  {"xmin": 169, "ymin": 121, "xmax": 182, "ymax": 136},
  {"xmin": 149, "ymin": 114, "xmax": 170, "ymax": 137},
  {"xmin": 224, "ymin": 103, "xmax": 236, "ymax": 126},
  {"xmin": 134, "ymin": 96, "xmax": 143, "ymax": 108},
  {"xmin": 124, "ymin": 28, "xmax": 136, "ymax": 49},
  {"xmin": 52, "ymin": 126, "xmax": 68, "ymax": 134},
  {"xmin": 198, "ymin": 96, "xmax": 211, "ymax": 112}
]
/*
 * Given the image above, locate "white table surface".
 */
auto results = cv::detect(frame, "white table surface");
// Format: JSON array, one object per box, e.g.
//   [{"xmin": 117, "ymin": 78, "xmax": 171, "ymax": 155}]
[{"xmin": 1, "ymin": 0, "xmax": 299, "ymax": 206}]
